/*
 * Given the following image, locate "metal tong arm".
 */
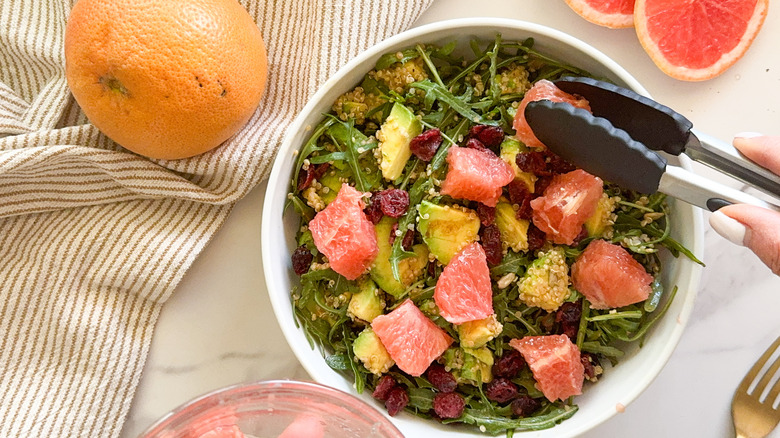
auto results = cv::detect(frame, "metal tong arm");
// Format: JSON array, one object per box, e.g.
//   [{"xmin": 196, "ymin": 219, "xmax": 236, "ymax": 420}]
[{"xmin": 685, "ymin": 131, "xmax": 780, "ymax": 199}]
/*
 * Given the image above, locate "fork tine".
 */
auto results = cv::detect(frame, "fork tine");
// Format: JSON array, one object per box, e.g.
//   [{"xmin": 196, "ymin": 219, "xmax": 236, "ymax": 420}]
[
  {"xmin": 755, "ymin": 350, "xmax": 780, "ymax": 399},
  {"xmin": 739, "ymin": 336, "xmax": 780, "ymax": 395}
]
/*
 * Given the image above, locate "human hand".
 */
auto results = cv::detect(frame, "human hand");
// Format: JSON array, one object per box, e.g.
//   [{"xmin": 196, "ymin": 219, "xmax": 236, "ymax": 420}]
[{"xmin": 708, "ymin": 134, "xmax": 780, "ymax": 275}]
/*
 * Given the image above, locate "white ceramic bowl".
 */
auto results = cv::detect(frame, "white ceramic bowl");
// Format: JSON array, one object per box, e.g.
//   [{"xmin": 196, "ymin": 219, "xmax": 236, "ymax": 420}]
[{"xmin": 262, "ymin": 18, "xmax": 703, "ymax": 437}]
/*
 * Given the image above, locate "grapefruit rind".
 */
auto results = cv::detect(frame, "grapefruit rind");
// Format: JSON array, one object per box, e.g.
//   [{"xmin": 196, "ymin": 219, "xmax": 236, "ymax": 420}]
[
  {"xmin": 564, "ymin": 0, "xmax": 635, "ymax": 29},
  {"xmin": 634, "ymin": 0, "xmax": 769, "ymax": 81}
]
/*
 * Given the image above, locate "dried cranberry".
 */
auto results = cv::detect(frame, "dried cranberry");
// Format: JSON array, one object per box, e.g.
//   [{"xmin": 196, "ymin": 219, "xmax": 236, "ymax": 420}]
[
  {"xmin": 297, "ymin": 162, "xmax": 330, "ymax": 191},
  {"xmin": 385, "ymin": 386, "xmax": 409, "ymax": 416},
  {"xmin": 469, "ymin": 125, "xmax": 505, "ymax": 148},
  {"xmin": 365, "ymin": 192, "xmax": 384, "ymax": 224},
  {"xmin": 410, "ymin": 129, "xmax": 443, "ymax": 162},
  {"xmin": 544, "ymin": 150, "xmax": 576, "ymax": 174},
  {"xmin": 401, "ymin": 229, "xmax": 415, "ymax": 251},
  {"xmin": 388, "ymin": 223, "xmax": 414, "ymax": 251},
  {"xmin": 534, "ymin": 175, "xmax": 553, "ymax": 196},
  {"xmin": 556, "ymin": 301, "xmax": 582, "ymax": 340},
  {"xmin": 476, "ymin": 203, "xmax": 495, "ymax": 226},
  {"xmin": 526, "ymin": 224, "xmax": 547, "ymax": 252},
  {"xmin": 493, "ymin": 350, "xmax": 525, "ymax": 379},
  {"xmin": 582, "ymin": 353, "xmax": 602, "ymax": 381},
  {"xmin": 511, "ymin": 395, "xmax": 541, "ymax": 417},
  {"xmin": 515, "ymin": 151, "xmax": 548, "ymax": 176},
  {"xmin": 425, "ymin": 363, "xmax": 457, "ymax": 393},
  {"xmin": 485, "ymin": 378, "xmax": 519, "ymax": 403},
  {"xmin": 291, "ymin": 246, "xmax": 313, "ymax": 275},
  {"xmin": 378, "ymin": 189, "xmax": 409, "ymax": 218},
  {"xmin": 373, "ymin": 375, "xmax": 398, "ymax": 401},
  {"xmin": 480, "ymin": 224, "xmax": 503, "ymax": 266},
  {"xmin": 432, "ymin": 392, "xmax": 465, "ymax": 419},
  {"xmin": 505, "ymin": 180, "xmax": 533, "ymax": 220},
  {"xmin": 465, "ymin": 137, "xmax": 485, "ymax": 150},
  {"xmin": 389, "ymin": 222, "xmax": 399, "ymax": 246}
]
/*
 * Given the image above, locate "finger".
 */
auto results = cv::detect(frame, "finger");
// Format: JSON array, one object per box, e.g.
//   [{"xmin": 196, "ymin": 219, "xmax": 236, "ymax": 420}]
[
  {"xmin": 733, "ymin": 133, "xmax": 780, "ymax": 175},
  {"xmin": 710, "ymin": 204, "xmax": 780, "ymax": 275}
]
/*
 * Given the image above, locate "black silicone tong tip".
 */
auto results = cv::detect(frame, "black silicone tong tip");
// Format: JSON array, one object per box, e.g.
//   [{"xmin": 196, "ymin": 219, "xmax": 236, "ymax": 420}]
[
  {"xmin": 525, "ymin": 100, "xmax": 667, "ymax": 194},
  {"xmin": 553, "ymin": 76, "xmax": 692, "ymax": 156}
]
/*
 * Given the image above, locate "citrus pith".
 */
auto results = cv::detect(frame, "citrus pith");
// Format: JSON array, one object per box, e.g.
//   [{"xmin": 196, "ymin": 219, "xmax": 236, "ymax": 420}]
[{"xmin": 564, "ymin": 0, "xmax": 635, "ymax": 28}]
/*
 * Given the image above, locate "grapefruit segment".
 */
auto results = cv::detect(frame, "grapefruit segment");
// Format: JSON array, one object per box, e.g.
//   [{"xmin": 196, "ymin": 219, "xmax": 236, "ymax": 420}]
[
  {"xmin": 571, "ymin": 239, "xmax": 653, "ymax": 309},
  {"xmin": 564, "ymin": 0, "xmax": 635, "ymax": 28},
  {"xmin": 440, "ymin": 146, "xmax": 515, "ymax": 207},
  {"xmin": 634, "ymin": 0, "xmax": 769, "ymax": 81},
  {"xmin": 513, "ymin": 80, "xmax": 591, "ymax": 149},
  {"xmin": 434, "ymin": 242, "xmax": 494, "ymax": 324},
  {"xmin": 530, "ymin": 169, "xmax": 603, "ymax": 245},
  {"xmin": 371, "ymin": 299, "xmax": 454, "ymax": 376},
  {"xmin": 509, "ymin": 335, "xmax": 584, "ymax": 402},
  {"xmin": 309, "ymin": 184, "xmax": 378, "ymax": 280}
]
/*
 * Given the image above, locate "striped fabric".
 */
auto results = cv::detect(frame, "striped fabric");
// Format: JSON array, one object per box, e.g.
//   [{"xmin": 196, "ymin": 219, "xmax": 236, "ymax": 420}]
[{"xmin": 0, "ymin": 0, "xmax": 432, "ymax": 436}]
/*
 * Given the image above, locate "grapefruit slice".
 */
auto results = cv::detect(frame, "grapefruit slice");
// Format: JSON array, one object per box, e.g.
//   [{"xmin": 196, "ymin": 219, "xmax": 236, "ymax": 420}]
[
  {"xmin": 513, "ymin": 80, "xmax": 591, "ymax": 149},
  {"xmin": 434, "ymin": 242, "xmax": 494, "ymax": 324},
  {"xmin": 309, "ymin": 184, "xmax": 378, "ymax": 280},
  {"xmin": 634, "ymin": 0, "xmax": 769, "ymax": 81},
  {"xmin": 530, "ymin": 169, "xmax": 603, "ymax": 245},
  {"xmin": 440, "ymin": 146, "xmax": 515, "ymax": 207},
  {"xmin": 371, "ymin": 299, "xmax": 454, "ymax": 376},
  {"xmin": 571, "ymin": 239, "xmax": 653, "ymax": 309},
  {"xmin": 564, "ymin": 0, "xmax": 635, "ymax": 28},
  {"xmin": 509, "ymin": 335, "xmax": 584, "ymax": 402}
]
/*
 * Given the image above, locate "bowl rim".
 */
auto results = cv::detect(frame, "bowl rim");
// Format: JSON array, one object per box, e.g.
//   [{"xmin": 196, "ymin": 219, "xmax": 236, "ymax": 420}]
[{"xmin": 262, "ymin": 16, "xmax": 703, "ymax": 437}]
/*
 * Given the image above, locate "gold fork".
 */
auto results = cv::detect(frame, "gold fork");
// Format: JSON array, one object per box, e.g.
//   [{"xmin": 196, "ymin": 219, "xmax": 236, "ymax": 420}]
[{"xmin": 733, "ymin": 336, "xmax": 780, "ymax": 438}]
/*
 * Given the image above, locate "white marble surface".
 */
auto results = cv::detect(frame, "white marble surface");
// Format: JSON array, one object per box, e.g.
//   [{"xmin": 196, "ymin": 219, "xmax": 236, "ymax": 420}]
[{"xmin": 122, "ymin": 1, "xmax": 780, "ymax": 437}]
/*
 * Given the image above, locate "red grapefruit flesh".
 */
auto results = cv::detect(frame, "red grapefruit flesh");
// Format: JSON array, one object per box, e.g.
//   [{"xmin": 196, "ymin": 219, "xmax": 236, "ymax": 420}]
[
  {"xmin": 440, "ymin": 146, "xmax": 515, "ymax": 207},
  {"xmin": 277, "ymin": 414, "xmax": 325, "ymax": 438},
  {"xmin": 565, "ymin": 0, "xmax": 635, "ymax": 28},
  {"xmin": 635, "ymin": 0, "xmax": 769, "ymax": 81},
  {"xmin": 513, "ymin": 80, "xmax": 591, "ymax": 149},
  {"xmin": 371, "ymin": 299, "xmax": 454, "ymax": 376},
  {"xmin": 309, "ymin": 184, "xmax": 378, "ymax": 280},
  {"xmin": 509, "ymin": 335, "xmax": 584, "ymax": 402},
  {"xmin": 571, "ymin": 239, "xmax": 653, "ymax": 309},
  {"xmin": 434, "ymin": 242, "xmax": 494, "ymax": 324},
  {"xmin": 530, "ymin": 169, "xmax": 603, "ymax": 245}
]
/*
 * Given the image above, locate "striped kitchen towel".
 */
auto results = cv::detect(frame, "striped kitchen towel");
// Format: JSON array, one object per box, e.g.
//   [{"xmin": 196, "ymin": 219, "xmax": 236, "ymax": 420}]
[{"xmin": 0, "ymin": 0, "xmax": 432, "ymax": 436}]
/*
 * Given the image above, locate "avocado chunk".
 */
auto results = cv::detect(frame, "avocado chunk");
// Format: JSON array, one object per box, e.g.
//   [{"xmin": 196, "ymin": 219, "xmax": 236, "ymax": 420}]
[
  {"xmin": 441, "ymin": 346, "xmax": 494, "ymax": 384},
  {"xmin": 353, "ymin": 327, "xmax": 395, "ymax": 375},
  {"xmin": 318, "ymin": 170, "xmax": 346, "ymax": 205},
  {"xmin": 461, "ymin": 347, "xmax": 494, "ymax": 383},
  {"xmin": 499, "ymin": 136, "xmax": 537, "ymax": 193},
  {"xmin": 494, "ymin": 201, "xmax": 530, "ymax": 252},
  {"xmin": 370, "ymin": 216, "xmax": 429, "ymax": 298},
  {"xmin": 377, "ymin": 102, "xmax": 422, "ymax": 181},
  {"xmin": 585, "ymin": 192, "xmax": 617, "ymax": 237},
  {"xmin": 348, "ymin": 278, "xmax": 385, "ymax": 322},
  {"xmin": 457, "ymin": 314, "xmax": 503, "ymax": 348},
  {"xmin": 417, "ymin": 200, "xmax": 480, "ymax": 265}
]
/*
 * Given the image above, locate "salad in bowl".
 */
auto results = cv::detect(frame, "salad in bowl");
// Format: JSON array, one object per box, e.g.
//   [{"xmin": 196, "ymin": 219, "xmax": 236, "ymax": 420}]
[{"xmin": 262, "ymin": 19, "xmax": 703, "ymax": 438}]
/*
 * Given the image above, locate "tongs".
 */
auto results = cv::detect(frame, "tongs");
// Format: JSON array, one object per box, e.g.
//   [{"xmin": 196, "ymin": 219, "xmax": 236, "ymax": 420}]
[{"xmin": 524, "ymin": 76, "xmax": 780, "ymax": 212}]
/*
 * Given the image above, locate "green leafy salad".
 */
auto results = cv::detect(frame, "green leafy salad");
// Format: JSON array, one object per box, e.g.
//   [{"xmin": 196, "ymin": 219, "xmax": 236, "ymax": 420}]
[{"xmin": 286, "ymin": 35, "xmax": 702, "ymax": 436}]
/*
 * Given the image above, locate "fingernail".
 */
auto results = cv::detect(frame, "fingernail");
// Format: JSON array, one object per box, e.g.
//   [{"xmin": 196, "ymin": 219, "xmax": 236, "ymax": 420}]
[
  {"xmin": 709, "ymin": 210, "xmax": 746, "ymax": 246},
  {"xmin": 734, "ymin": 131, "xmax": 764, "ymax": 139}
]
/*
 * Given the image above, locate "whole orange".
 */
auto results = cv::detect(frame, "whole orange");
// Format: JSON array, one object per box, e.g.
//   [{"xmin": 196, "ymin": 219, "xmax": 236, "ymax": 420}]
[{"xmin": 64, "ymin": 0, "xmax": 268, "ymax": 160}]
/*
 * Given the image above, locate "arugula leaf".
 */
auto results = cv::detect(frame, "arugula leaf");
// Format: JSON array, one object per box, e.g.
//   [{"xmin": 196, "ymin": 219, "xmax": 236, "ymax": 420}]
[{"xmin": 410, "ymin": 80, "xmax": 499, "ymax": 127}]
